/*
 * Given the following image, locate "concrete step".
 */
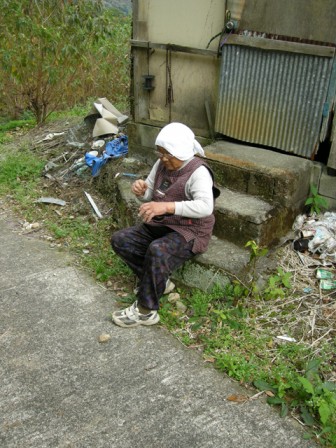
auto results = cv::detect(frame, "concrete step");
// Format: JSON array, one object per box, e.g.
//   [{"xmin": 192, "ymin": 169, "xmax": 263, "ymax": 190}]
[
  {"xmin": 202, "ymin": 141, "xmax": 317, "ymax": 247},
  {"xmin": 173, "ymin": 236, "xmax": 251, "ymax": 291},
  {"xmin": 204, "ymin": 141, "xmax": 312, "ymax": 208},
  {"xmin": 96, "ymin": 166, "xmax": 281, "ymax": 290},
  {"xmin": 214, "ymin": 186, "xmax": 281, "ymax": 247},
  {"xmin": 113, "ymin": 174, "xmax": 287, "ymax": 251},
  {"xmin": 111, "ymin": 178, "xmax": 273, "ymax": 288}
]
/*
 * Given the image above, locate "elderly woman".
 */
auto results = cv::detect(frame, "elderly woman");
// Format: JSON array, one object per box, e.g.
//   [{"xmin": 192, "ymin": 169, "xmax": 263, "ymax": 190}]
[{"xmin": 111, "ymin": 122, "xmax": 219, "ymax": 328}]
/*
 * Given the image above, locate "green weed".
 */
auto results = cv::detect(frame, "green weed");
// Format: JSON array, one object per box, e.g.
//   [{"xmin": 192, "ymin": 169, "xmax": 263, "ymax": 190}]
[
  {"xmin": 254, "ymin": 358, "xmax": 336, "ymax": 444},
  {"xmin": 0, "ymin": 118, "xmax": 36, "ymax": 144},
  {"xmin": 245, "ymin": 240, "xmax": 269, "ymax": 294},
  {"xmin": 0, "ymin": 151, "xmax": 44, "ymax": 195},
  {"xmin": 0, "ymin": 133, "xmax": 13, "ymax": 144},
  {"xmin": 0, "ymin": 119, "xmax": 36, "ymax": 132},
  {"xmin": 0, "ymin": 118, "xmax": 131, "ymax": 287},
  {"xmin": 159, "ymin": 300, "xmax": 185, "ymax": 330},
  {"xmin": 305, "ymin": 184, "xmax": 329, "ymax": 215},
  {"xmin": 264, "ymin": 267, "xmax": 292, "ymax": 300}
]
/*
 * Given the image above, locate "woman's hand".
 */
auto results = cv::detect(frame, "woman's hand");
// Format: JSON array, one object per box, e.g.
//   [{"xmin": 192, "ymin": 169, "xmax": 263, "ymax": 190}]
[
  {"xmin": 132, "ymin": 179, "xmax": 148, "ymax": 196},
  {"xmin": 139, "ymin": 202, "xmax": 175, "ymax": 223}
]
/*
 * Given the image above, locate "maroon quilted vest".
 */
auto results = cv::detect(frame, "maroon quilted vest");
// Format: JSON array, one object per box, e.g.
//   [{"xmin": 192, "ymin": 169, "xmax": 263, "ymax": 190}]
[{"xmin": 149, "ymin": 157, "xmax": 215, "ymax": 254}]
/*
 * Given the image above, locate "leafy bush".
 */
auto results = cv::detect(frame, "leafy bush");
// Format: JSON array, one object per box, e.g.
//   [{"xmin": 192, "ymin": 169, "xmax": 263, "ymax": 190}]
[{"xmin": 0, "ymin": 0, "xmax": 131, "ymax": 122}]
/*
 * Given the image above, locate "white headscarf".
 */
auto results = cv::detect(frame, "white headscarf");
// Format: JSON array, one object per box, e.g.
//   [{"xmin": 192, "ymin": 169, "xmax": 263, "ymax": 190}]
[{"xmin": 155, "ymin": 122, "xmax": 205, "ymax": 161}]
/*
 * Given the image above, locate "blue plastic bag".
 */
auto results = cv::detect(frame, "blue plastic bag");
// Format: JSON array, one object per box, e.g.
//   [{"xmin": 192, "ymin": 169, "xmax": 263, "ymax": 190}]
[
  {"xmin": 85, "ymin": 136, "xmax": 128, "ymax": 177},
  {"xmin": 105, "ymin": 135, "xmax": 128, "ymax": 158}
]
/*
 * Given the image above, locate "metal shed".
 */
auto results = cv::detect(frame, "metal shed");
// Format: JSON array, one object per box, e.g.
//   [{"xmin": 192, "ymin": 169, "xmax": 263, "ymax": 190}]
[{"xmin": 130, "ymin": 0, "xmax": 336, "ymax": 167}]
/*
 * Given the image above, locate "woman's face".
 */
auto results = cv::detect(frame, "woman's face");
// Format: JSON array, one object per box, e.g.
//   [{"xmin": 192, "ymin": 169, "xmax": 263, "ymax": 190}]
[{"xmin": 156, "ymin": 146, "xmax": 184, "ymax": 171}]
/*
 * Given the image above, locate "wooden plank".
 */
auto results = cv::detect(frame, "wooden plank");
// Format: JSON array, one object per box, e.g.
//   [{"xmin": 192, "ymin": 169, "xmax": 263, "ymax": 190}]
[
  {"xmin": 131, "ymin": 40, "xmax": 218, "ymax": 57},
  {"xmin": 131, "ymin": 37, "xmax": 335, "ymax": 57},
  {"xmin": 225, "ymin": 35, "xmax": 335, "ymax": 57}
]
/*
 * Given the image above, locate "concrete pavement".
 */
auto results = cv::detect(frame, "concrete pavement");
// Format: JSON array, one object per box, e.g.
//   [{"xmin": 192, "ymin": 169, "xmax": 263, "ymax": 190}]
[{"xmin": 0, "ymin": 212, "xmax": 316, "ymax": 448}]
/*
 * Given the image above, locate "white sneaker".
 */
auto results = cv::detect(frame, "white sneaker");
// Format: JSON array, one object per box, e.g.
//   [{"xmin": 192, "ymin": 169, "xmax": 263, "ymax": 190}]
[{"xmin": 112, "ymin": 301, "xmax": 160, "ymax": 328}]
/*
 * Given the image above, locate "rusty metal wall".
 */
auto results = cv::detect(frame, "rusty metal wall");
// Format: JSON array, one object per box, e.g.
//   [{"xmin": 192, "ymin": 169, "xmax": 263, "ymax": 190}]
[
  {"xmin": 215, "ymin": 44, "xmax": 334, "ymax": 157},
  {"xmin": 238, "ymin": 0, "xmax": 336, "ymax": 45}
]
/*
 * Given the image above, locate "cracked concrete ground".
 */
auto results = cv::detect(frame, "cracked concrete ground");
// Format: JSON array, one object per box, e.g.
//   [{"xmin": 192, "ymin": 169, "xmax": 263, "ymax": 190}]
[{"xmin": 0, "ymin": 213, "xmax": 317, "ymax": 448}]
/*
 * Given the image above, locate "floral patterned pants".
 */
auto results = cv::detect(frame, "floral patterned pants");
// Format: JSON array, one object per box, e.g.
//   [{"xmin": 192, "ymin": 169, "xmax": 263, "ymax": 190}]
[{"xmin": 111, "ymin": 224, "xmax": 195, "ymax": 310}]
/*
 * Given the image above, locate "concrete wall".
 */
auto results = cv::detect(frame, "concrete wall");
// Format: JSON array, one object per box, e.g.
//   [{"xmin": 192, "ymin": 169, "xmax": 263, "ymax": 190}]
[
  {"xmin": 132, "ymin": 0, "xmax": 225, "ymax": 136},
  {"xmin": 144, "ymin": 0, "xmax": 224, "ymax": 47}
]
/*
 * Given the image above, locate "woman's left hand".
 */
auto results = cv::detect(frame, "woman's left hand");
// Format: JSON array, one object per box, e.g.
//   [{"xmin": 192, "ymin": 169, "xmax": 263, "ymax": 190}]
[{"xmin": 139, "ymin": 202, "xmax": 175, "ymax": 222}]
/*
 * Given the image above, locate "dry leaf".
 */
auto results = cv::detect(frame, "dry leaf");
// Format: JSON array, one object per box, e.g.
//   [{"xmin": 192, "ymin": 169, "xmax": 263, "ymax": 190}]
[
  {"xmin": 266, "ymin": 390, "xmax": 275, "ymax": 397},
  {"xmin": 117, "ymin": 292, "xmax": 129, "ymax": 297},
  {"xmin": 204, "ymin": 356, "xmax": 215, "ymax": 363},
  {"xmin": 226, "ymin": 394, "xmax": 249, "ymax": 403}
]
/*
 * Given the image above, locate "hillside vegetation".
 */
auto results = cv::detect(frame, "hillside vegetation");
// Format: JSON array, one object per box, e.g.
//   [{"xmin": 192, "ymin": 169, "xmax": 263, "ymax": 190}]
[
  {"xmin": 0, "ymin": 0, "xmax": 131, "ymax": 123},
  {"xmin": 104, "ymin": 0, "xmax": 132, "ymax": 15}
]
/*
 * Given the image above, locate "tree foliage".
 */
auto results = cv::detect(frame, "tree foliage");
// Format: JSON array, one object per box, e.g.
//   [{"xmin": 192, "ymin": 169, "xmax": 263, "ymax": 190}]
[{"xmin": 0, "ymin": 0, "xmax": 131, "ymax": 123}]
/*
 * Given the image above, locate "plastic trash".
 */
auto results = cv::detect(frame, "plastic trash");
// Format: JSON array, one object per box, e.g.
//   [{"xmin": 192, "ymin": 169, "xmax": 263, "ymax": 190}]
[
  {"xmin": 276, "ymin": 335, "xmax": 297, "ymax": 343},
  {"xmin": 76, "ymin": 165, "xmax": 89, "ymax": 175},
  {"xmin": 308, "ymin": 227, "xmax": 332, "ymax": 253},
  {"xmin": 91, "ymin": 140, "xmax": 105, "ymax": 149},
  {"xmin": 292, "ymin": 214, "xmax": 306, "ymax": 231},
  {"xmin": 115, "ymin": 172, "xmax": 139, "ymax": 179},
  {"xmin": 42, "ymin": 132, "xmax": 65, "ymax": 141},
  {"xmin": 84, "ymin": 191, "xmax": 103, "ymax": 218},
  {"xmin": 36, "ymin": 197, "xmax": 66, "ymax": 206},
  {"xmin": 292, "ymin": 212, "xmax": 336, "ymax": 262},
  {"xmin": 105, "ymin": 135, "xmax": 128, "ymax": 158},
  {"xmin": 316, "ymin": 269, "xmax": 334, "ymax": 279},
  {"xmin": 293, "ymin": 238, "xmax": 310, "ymax": 252},
  {"xmin": 320, "ymin": 279, "xmax": 336, "ymax": 290},
  {"xmin": 85, "ymin": 136, "xmax": 128, "ymax": 177}
]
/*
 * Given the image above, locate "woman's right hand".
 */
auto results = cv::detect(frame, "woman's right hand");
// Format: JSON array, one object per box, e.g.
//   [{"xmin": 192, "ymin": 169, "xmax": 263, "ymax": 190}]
[{"xmin": 132, "ymin": 179, "xmax": 148, "ymax": 196}]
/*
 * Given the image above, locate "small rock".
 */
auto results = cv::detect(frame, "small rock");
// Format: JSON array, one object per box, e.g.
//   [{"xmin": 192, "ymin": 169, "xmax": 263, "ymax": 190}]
[
  {"xmin": 83, "ymin": 249, "xmax": 90, "ymax": 254},
  {"xmin": 175, "ymin": 301, "xmax": 187, "ymax": 313},
  {"xmin": 168, "ymin": 292, "xmax": 180, "ymax": 303},
  {"xmin": 117, "ymin": 292, "xmax": 129, "ymax": 298},
  {"xmin": 31, "ymin": 222, "xmax": 40, "ymax": 229},
  {"xmin": 98, "ymin": 334, "xmax": 111, "ymax": 343}
]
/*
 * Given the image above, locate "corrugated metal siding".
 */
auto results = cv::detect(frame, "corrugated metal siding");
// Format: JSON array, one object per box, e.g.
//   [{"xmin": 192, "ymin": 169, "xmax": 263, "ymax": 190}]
[{"xmin": 215, "ymin": 45, "xmax": 334, "ymax": 157}]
